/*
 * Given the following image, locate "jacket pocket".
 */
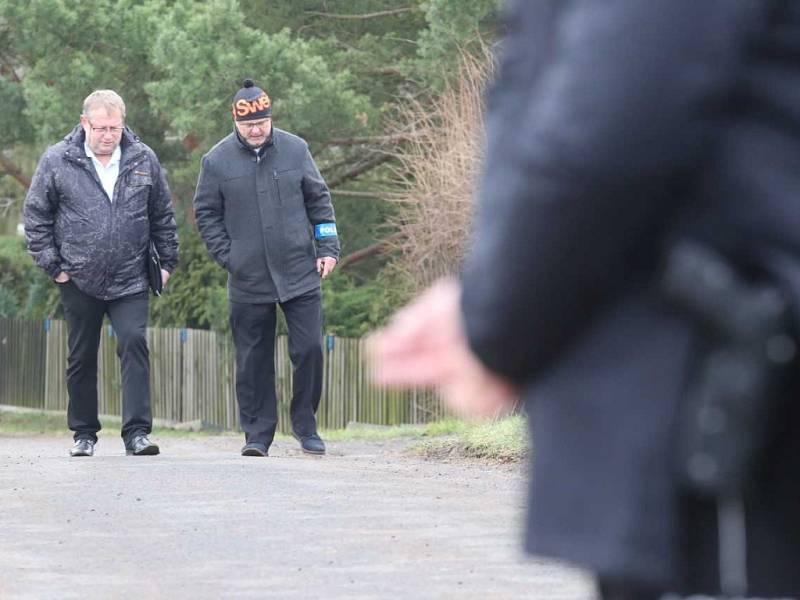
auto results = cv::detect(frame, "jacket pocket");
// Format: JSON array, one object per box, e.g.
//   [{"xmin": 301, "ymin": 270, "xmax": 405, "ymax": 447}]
[
  {"xmin": 228, "ymin": 237, "xmax": 267, "ymax": 282},
  {"xmin": 228, "ymin": 239, "xmax": 243, "ymax": 276},
  {"xmin": 125, "ymin": 171, "xmax": 153, "ymax": 202},
  {"xmin": 221, "ymin": 175, "xmax": 260, "ymax": 240},
  {"xmin": 59, "ymin": 241, "xmax": 89, "ymax": 275},
  {"xmin": 285, "ymin": 216, "xmax": 316, "ymax": 264},
  {"xmin": 127, "ymin": 170, "xmax": 153, "ymax": 188},
  {"xmin": 274, "ymin": 168, "xmax": 302, "ymax": 208}
]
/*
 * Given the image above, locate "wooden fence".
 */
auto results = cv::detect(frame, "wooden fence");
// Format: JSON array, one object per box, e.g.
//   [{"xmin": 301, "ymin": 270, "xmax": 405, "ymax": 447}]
[{"xmin": 0, "ymin": 317, "xmax": 445, "ymax": 432}]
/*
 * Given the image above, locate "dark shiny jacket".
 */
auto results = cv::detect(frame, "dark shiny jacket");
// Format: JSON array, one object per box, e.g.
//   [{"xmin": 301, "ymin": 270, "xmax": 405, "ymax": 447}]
[
  {"xmin": 193, "ymin": 127, "xmax": 339, "ymax": 303},
  {"xmin": 24, "ymin": 125, "xmax": 178, "ymax": 300},
  {"xmin": 462, "ymin": 0, "xmax": 800, "ymax": 595}
]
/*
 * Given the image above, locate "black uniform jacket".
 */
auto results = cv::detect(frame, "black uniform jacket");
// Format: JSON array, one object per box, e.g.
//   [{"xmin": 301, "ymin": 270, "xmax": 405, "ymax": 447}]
[
  {"xmin": 24, "ymin": 125, "xmax": 178, "ymax": 300},
  {"xmin": 461, "ymin": 0, "xmax": 800, "ymax": 594}
]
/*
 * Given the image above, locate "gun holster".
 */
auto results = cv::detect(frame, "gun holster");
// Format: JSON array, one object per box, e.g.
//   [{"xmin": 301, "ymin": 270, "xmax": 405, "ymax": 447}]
[{"xmin": 660, "ymin": 241, "xmax": 797, "ymax": 497}]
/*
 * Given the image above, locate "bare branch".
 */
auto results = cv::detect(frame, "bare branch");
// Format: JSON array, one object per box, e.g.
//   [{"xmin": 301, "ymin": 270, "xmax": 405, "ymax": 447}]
[
  {"xmin": 324, "ymin": 133, "xmax": 421, "ymax": 147},
  {"xmin": 326, "ymin": 154, "xmax": 393, "ymax": 189},
  {"xmin": 0, "ymin": 196, "xmax": 15, "ymax": 218},
  {"xmin": 382, "ymin": 36, "xmax": 418, "ymax": 47},
  {"xmin": 339, "ymin": 232, "xmax": 404, "ymax": 271},
  {"xmin": 332, "ymin": 189, "xmax": 406, "ymax": 201},
  {"xmin": 365, "ymin": 67, "xmax": 406, "ymax": 78},
  {"xmin": 305, "ymin": 7, "xmax": 412, "ymax": 21},
  {"xmin": 0, "ymin": 59, "xmax": 22, "ymax": 83},
  {"xmin": 318, "ymin": 154, "xmax": 358, "ymax": 174},
  {"xmin": 0, "ymin": 153, "xmax": 32, "ymax": 189}
]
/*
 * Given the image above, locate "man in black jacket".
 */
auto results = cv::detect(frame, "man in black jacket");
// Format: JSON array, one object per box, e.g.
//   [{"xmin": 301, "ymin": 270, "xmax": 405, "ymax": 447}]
[
  {"xmin": 371, "ymin": 1, "xmax": 800, "ymax": 598},
  {"xmin": 194, "ymin": 79, "xmax": 339, "ymax": 457},
  {"xmin": 24, "ymin": 89, "xmax": 179, "ymax": 458}
]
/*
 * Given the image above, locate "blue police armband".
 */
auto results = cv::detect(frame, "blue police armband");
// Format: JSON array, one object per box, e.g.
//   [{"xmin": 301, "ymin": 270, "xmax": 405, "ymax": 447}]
[{"xmin": 315, "ymin": 223, "xmax": 338, "ymax": 239}]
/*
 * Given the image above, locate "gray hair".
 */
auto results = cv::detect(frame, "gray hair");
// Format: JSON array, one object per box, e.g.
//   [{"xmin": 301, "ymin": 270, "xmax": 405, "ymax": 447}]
[{"xmin": 82, "ymin": 90, "xmax": 126, "ymax": 118}]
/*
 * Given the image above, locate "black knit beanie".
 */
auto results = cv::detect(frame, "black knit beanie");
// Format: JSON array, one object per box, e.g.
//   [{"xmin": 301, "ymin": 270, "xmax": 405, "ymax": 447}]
[{"xmin": 231, "ymin": 78, "xmax": 271, "ymax": 121}]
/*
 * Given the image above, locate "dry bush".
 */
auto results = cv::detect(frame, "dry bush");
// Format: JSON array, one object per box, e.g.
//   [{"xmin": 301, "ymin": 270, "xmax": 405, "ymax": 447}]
[
  {"xmin": 386, "ymin": 49, "xmax": 493, "ymax": 292},
  {"xmin": 0, "ymin": 197, "xmax": 15, "ymax": 218}
]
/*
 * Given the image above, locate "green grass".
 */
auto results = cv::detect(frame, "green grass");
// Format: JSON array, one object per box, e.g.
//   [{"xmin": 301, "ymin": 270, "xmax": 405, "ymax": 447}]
[
  {"xmin": 0, "ymin": 408, "xmax": 473, "ymax": 439},
  {"xmin": 0, "ymin": 407, "xmax": 529, "ymax": 462},
  {"xmin": 412, "ymin": 415, "xmax": 529, "ymax": 462},
  {"xmin": 319, "ymin": 424, "xmax": 425, "ymax": 441},
  {"xmin": 0, "ymin": 409, "xmax": 70, "ymax": 434},
  {"xmin": 0, "ymin": 409, "xmax": 230, "ymax": 438},
  {"xmin": 319, "ymin": 417, "xmax": 469, "ymax": 441}
]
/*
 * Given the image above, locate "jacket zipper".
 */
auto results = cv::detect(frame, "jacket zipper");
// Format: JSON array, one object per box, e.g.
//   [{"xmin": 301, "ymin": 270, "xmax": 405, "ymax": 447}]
[
  {"xmin": 273, "ymin": 170, "xmax": 281, "ymax": 205},
  {"xmin": 66, "ymin": 151, "xmax": 146, "ymax": 298},
  {"xmin": 109, "ymin": 157, "xmax": 146, "ymax": 298}
]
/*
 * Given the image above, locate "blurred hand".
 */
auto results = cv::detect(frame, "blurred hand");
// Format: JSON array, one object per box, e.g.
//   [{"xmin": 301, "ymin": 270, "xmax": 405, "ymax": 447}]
[
  {"xmin": 54, "ymin": 271, "xmax": 70, "ymax": 283},
  {"xmin": 161, "ymin": 268, "xmax": 170, "ymax": 288},
  {"xmin": 368, "ymin": 277, "xmax": 518, "ymax": 417},
  {"xmin": 317, "ymin": 256, "xmax": 337, "ymax": 279}
]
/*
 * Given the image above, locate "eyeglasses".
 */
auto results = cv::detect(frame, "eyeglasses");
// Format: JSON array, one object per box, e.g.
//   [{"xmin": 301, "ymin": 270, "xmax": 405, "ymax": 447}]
[
  {"xmin": 88, "ymin": 121, "xmax": 124, "ymax": 135},
  {"xmin": 238, "ymin": 119, "xmax": 271, "ymax": 132}
]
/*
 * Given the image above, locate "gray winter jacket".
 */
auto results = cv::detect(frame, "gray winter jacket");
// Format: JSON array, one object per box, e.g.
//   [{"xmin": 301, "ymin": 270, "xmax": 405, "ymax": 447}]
[
  {"xmin": 24, "ymin": 125, "xmax": 179, "ymax": 300},
  {"xmin": 193, "ymin": 127, "xmax": 339, "ymax": 303}
]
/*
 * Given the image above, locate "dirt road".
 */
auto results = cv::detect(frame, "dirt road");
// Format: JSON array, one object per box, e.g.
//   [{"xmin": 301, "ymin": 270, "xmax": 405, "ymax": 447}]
[{"xmin": 0, "ymin": 434, "xmax": 595, "ymax": 599}]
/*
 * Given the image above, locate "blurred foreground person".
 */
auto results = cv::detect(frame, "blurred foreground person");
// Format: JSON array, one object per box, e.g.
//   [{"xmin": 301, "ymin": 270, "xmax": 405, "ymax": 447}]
[{"xmin": 370, "ymin": 1, "xmax": 800, "ymax": 598}]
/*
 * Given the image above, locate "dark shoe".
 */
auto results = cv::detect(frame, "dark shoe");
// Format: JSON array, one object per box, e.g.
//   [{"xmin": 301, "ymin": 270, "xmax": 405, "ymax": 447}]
[
  {"xmin": 241, "ymin": 442, "xmax": 268, "ymax": 457},
  {"xmin": 70, "ymin": 438, "xmax": 95, "ymax": 457},
  {"xmin": 293, "ymin": 432, "xmax": 325, "ymax": 455},
  {"xmin": 125, "ymin": 435, "xmax": 160, "ymax": 456}
]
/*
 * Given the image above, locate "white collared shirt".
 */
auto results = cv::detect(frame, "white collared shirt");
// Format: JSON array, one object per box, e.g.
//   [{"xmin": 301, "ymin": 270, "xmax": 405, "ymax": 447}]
[{"xmin": 84, "ymin": 142, "xmax": 121, "ymax": 202}]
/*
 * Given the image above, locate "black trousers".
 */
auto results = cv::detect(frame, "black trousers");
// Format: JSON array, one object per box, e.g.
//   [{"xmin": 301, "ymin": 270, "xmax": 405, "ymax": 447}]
[
  {"xmin": 229, "ymin": 288, "xmax": 323, "ymax": 447},
  {"xmin": 58, "ymin": 281, "xmax": 151, "ymax": 444}
]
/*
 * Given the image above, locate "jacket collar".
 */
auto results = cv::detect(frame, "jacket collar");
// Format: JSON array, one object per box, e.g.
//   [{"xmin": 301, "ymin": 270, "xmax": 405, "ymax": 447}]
[
  {"xmin": 233, "ymin": 126, "xmax": 276, "ymax": 159},
  {"xmin": 62, "ymin": 123, "xmax": 145, "ymax": 171}
]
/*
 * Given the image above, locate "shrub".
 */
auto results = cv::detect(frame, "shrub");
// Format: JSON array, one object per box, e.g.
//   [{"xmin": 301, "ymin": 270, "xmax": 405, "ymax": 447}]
[{"xmin": 0, "ymin": 235, "xmax": 60, "ymax": 319}]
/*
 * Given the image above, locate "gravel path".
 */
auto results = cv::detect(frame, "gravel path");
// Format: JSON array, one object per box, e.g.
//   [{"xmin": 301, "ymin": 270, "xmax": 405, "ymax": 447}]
[{"xmin": 0, "ymin": 434, "xmax": 596, "ymax": 599}]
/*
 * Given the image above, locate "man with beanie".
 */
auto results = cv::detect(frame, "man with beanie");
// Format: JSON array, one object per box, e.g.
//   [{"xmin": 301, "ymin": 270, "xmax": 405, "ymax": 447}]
[
  {"xmin": 24, "ymin": 89, "xmax": 179, "ymax": 457},
  {"xmin": 194, "ymin": 79, "xmax": 339, "ymax": 457}
]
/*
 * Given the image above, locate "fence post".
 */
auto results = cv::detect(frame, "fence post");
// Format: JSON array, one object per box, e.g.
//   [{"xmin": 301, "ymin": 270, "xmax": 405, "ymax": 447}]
[{"xmin": 1, "ymin": 318, "xmax": 445, "ymax": 430}]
